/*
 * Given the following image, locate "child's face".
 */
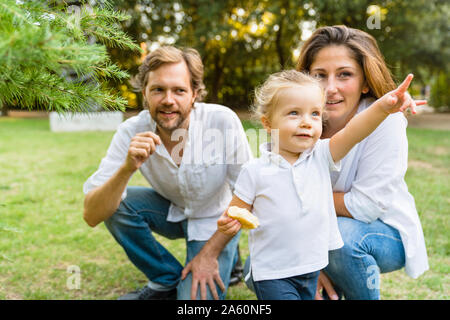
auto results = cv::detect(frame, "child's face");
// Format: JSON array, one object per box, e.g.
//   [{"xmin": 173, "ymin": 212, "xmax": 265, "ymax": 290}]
[{"xmin": 262, "ymin": 84, "xmax": 324, "ymax": 161}]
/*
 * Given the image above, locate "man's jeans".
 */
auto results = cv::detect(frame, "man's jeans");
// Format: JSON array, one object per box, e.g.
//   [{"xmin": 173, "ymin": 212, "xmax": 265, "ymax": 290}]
[
  {"xmin": 244, "ymin": 217, "xmax": 405, "ymax": 300},
  {"xmin": 104, "ymin": 186, "xmax": 240, "ymax": 300}
]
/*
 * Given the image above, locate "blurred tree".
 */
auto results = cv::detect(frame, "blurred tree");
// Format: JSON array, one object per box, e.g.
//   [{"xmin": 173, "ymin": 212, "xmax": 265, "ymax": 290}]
[
  {"xmin": 0, "ymin": 0, "xmax": 140, "ymax": 115},
  {"xmin": 430, "ymin": 71, "xmax": 450, "ymax": 109},
  {"xmin": 309, "ymin": 0, "xmax": 449, "ymax": 80},
  {"xmin": 112, "ymin": 0, "xmax": 311, "ymax": 107}
]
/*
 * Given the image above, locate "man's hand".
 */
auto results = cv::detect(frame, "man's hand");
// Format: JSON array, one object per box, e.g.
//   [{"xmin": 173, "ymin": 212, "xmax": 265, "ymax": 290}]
[
  {"xmin": 181, "ymin": 251, "xmax": 225, "ymax": 300},
  {"xmin": 315, "ymin": 271, "xmax": 339, "ymax": 300},
  {"xmin": 124, "ymin": 131, "xmax": 162, "ymax": 172}
]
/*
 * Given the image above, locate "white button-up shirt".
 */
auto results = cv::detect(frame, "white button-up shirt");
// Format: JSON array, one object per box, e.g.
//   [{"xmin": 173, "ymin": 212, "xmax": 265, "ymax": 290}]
[
  {"xmin": 333, "ymin": 98, "xmax": 429, "ymax": 279},
  {"xmin": 83, "ymin": 103, "xmax": 253, "ymax": 241},
  {"xmin": 234, "ymin": 140, "xmax": 343, "ymax": 281}
]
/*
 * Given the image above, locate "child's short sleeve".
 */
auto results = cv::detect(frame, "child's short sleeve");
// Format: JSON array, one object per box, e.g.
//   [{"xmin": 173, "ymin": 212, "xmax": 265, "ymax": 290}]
[
  {"xmin": 233, "ymin": 162, "xmax": 257, "ymax": 205},
  {"xmin": 317, "ymin": 138, "xmax": 341, "ymax": 173}
]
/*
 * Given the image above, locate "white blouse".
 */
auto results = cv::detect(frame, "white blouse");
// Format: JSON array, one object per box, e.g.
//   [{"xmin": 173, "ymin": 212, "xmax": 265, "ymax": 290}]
[{"xmin": 332, "ymin": 98, "xmax": 429, "ymax": 278}]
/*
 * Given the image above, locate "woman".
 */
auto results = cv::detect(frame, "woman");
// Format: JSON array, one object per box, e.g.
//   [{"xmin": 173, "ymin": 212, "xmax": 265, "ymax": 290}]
[{"xmin": 295, "ymin": 25, "xmax": 429, "ymax": 299}]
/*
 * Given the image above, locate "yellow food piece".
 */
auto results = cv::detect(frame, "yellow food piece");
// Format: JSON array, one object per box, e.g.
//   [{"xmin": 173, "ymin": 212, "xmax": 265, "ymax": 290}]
[{"xmin": 227, "ymin": 206, "xmax": 259, "ymax": 229}]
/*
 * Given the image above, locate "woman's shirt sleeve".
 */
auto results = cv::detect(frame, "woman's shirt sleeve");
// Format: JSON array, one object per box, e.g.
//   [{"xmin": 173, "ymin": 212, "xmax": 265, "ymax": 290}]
[{"xmin": 343, "ymin": 113, "xmax": 409, "ymax": 223}]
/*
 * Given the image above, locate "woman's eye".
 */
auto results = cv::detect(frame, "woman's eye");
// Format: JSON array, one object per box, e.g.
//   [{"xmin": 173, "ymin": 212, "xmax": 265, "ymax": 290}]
[
  {"xmin": 338, "ymin": 72, "xmax": 352, "ymax": 78},
  {"xmin": 312, "ymin": 73, "xmax": 326, "ymax": 79}
]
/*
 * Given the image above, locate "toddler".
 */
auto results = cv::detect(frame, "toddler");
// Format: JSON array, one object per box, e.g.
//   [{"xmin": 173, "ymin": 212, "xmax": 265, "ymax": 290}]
[{"xmin": 217, "ymin": 70, "xmax": 423, "ymax": 300}]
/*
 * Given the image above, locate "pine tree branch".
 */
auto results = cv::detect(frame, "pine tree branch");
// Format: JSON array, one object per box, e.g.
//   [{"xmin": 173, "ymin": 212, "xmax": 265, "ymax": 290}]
[{"xmin": 0, "ymin": 0, "xmax": 140, "ymax": 113}]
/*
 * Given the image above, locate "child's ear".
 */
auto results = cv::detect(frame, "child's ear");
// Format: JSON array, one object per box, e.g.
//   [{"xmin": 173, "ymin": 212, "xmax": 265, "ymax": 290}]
[{"xmin": 261, "ymin": 115, "xmax": 271, "ymax": 133}]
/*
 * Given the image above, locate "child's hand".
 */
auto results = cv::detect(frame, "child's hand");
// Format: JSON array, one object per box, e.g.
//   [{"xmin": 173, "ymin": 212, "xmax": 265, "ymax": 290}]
[
  {"xmin": 217, "ymin": 210, "xmax": 241, "ymax": 236},
  {"xmin": 378, "ymin": 74, "xmax": 427, "ymax": 115}
]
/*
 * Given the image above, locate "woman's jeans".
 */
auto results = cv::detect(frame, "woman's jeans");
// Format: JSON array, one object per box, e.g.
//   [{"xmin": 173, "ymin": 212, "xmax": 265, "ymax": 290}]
[
  {"xmin": 244, "ymin": 217, "xmax": 405, "ymax": 300},
  {"xmin": 104, "ymin": 186, "xmax": 240, "ymax": 300},
  {"xmin": 253, "ymin": 271, "xmax": 320, "ymax": 300}
]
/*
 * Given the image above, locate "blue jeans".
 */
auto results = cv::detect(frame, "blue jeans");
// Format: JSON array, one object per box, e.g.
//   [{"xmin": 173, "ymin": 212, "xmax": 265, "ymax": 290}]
[
  {"xmin": 244, "ymin": 217, "xmax": 405, "ymax": 300},
  {"xmin": 253, "ymin": 272, "xmax": 320, "ymax": 300},
  {"xmin": 104, "ymin": 186, "xmax": 240, "ymax": 300},
  {"xmin": 323, "ymin": 217, "xmax": 405, "ymax": 300}
]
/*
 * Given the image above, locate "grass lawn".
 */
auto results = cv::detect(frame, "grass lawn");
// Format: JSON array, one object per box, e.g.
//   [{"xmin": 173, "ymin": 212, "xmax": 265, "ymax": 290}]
[{"xmin": 0, "ymin": 117, "xmax": 448, "ymax": 300}]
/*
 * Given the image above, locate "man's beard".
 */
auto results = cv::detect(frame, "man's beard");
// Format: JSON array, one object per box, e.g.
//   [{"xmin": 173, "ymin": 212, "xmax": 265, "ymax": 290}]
[{"xmin": 154, "ymin": 107, "xmax": 189, "ymax": 133}]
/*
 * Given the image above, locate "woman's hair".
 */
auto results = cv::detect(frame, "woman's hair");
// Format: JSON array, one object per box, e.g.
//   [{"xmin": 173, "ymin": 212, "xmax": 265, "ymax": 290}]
[
  {"xmin": 296, "ymin": 25, "xmax": 396, "ymax": 99},
  {"xmin": 130, "ymin": 46, "xmax": 207, "ymax": 102},
  {"xmin": 252, "ymin": 69, "xmax": 325, "ymax": 121}
]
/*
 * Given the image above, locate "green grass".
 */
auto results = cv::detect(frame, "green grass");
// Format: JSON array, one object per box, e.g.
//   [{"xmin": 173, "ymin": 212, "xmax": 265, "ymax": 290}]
[{"xmin": 0, "ymin": 118, "xmax": 448, "ymax": 300}]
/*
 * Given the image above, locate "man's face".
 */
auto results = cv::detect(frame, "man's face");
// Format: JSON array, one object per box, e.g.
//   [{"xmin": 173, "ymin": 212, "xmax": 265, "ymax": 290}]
[{"xmin": 143, "ymin": 61, "xmax": 197, "ymax": 134}]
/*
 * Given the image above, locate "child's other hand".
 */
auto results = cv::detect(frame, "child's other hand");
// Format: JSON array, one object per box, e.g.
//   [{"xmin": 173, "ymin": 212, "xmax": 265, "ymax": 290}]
[
  {"xmin": 217, "ymin": 210, "xmax": 241, "ymax": 236},
  {"xmin": 379, "ymin": 74, "xmax": 427, "ymax": 115}
]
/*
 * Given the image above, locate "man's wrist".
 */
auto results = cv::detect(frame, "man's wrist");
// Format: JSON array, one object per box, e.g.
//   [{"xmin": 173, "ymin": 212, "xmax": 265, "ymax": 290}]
[
  {"xmin": 201, "ymin": 231, "xmax": 233, "ymax": 259},
  {"xmin": 119, "ymin": 162, "xmax": 137, "ymax": 177}
]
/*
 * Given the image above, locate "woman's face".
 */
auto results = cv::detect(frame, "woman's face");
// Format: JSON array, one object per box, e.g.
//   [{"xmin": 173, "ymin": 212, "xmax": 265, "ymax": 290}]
[{"xmin": 309, "ymin": 45, "xmax": 369, "ymax": 125}]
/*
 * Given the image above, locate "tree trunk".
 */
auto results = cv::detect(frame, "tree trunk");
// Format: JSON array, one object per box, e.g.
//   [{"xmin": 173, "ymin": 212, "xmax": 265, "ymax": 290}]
[
  {"xmin": 0, "ymin": 103, "xmax": 8, "ymax": 117},
  {"xmin": 275, "ymin": 16, "xmax": 285, "ymax": 68},
  {"xmin": 210, "ymin": 52, "xmax": 223, "ymax": 103}
]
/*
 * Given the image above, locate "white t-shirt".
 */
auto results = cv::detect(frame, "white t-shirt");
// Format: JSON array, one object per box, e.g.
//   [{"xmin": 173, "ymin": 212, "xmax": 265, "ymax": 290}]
[
  {"xmin": 333, "ymin": 98, "xmax": 429, "ymax": 279},
  {"xmin": 234, "ymin": 139, "xmax": 344, "ymax": 281},
  {"xmin": 83, "ymin": 103, "xmax": 252, "ymax": 241}
]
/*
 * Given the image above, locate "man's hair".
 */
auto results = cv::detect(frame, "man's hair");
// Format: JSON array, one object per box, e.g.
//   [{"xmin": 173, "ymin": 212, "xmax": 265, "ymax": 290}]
[{"xmin": 131, "ymin": 46, "xmax": 207, "ymax": 102}]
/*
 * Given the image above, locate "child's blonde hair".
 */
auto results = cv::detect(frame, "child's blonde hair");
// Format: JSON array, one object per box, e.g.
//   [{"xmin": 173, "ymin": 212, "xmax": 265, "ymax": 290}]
[{"xmin": 252, "ymin": 70, "xmax": 325, "ymax": 122}]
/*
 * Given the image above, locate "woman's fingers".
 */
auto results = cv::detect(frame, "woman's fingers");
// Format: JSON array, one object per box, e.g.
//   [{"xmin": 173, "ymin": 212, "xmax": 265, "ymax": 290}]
[{"xmin": 316, "ymin": 272, "xmax": 339, "ymax": 300}]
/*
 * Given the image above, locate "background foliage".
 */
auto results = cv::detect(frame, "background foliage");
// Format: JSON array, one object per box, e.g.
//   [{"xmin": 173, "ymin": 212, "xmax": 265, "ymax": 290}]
[
  {"xmin": 111, "ymin": 0, "xmax": 449, "ymax": 110},
  {"xmin": 0, "ymin": 0, "xmax": 139, "ymax": 114},
  {"xmin": 1, "ymin": 0, "xmax": 448, "ymax": 113}
]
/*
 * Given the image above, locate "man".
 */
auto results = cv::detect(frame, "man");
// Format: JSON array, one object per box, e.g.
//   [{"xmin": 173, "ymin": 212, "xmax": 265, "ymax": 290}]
[{"xmin": 83, "ymin": 46, "xmax": 252, "ymax": 300}]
